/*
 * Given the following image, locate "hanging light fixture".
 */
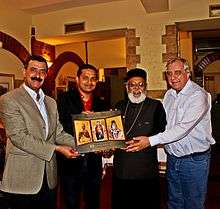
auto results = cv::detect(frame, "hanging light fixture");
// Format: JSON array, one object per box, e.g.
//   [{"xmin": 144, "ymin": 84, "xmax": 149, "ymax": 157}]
[{"xmin": 42, "ymin": 50, "xmax": 53, "ymax": 68}]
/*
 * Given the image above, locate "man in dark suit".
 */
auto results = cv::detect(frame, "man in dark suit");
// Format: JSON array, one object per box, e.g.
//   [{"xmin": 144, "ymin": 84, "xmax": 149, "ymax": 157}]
[
  {"xmin": 0, "ymin": 55, "xmax": 79, "ymax": 209},
  {"xmin": 112, "ymin": 68, "xmax": 167, "ymax": 209},
  {"xmin": 57, "ymin": 64, "xmax": 107, "ymax": 209}
]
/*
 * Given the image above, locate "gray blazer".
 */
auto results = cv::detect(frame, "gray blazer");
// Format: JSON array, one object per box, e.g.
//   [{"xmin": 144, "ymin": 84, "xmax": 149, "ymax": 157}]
[{"xmin": 0, "ymin": 86, "xmax": 75, "ymax": 194}]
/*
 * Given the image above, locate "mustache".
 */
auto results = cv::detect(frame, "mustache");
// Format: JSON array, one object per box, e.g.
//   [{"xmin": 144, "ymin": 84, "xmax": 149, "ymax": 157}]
[{"xmin": 31, "ymin": 77, "xmax": 43, "ymax": 82}]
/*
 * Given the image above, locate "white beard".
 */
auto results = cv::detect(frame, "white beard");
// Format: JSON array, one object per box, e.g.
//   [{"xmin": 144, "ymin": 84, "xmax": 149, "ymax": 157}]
[{"xmin": 128, "ymin": 92, "xmax": 146, "ymax": 104}]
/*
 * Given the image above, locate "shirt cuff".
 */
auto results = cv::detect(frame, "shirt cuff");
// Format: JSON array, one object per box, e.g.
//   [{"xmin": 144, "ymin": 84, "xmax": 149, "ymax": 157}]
[{"xmin": 149, "ymin": 135, "xmax": 160, "ymax": 147}]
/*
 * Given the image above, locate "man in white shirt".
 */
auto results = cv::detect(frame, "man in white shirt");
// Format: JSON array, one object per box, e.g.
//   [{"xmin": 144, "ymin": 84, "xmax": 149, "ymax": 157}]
[{"xmin": 125, "ymin": 57, "xmax": 215, "ymax": 209}]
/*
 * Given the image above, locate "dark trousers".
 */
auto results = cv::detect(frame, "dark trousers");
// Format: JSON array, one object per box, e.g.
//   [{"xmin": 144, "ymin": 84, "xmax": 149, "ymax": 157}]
[
  {"xmin": 4, "ymin": 176, "xmax": 56, "ymax": 209},
  {"xmin": 111, "ymin": 175, "xmax": 160, "ymax": 209},
  {"xmin": 60, "ymin": 158, "xmax": 102, "ymax": 209}
]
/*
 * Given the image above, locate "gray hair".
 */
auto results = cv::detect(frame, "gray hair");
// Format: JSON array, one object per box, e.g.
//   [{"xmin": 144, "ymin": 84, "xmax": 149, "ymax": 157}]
[{"xmin": 166, "ymin": 57, "xmax": 190, "ymax": 72}]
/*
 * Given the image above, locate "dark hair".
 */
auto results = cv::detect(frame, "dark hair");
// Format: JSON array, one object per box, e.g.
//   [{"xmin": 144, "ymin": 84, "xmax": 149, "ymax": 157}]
[
  {"xmin": 125, "ymin": 68, "xmax": 147, "ymax": 82},
  {"xmin": 24, "ymin": 55, "xmax": 48, "ymax": 72},
  {"xmin": 77, "ymin": 64, "xmax": 98, "ymax": 78}
]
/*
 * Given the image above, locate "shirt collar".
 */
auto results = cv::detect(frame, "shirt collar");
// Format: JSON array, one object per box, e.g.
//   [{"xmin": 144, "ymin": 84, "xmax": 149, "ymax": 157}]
[
  {"xmin": 23, "ymin": 83, "xmax": 45, "ymax": 102},
  {"xmin": 179, "ymin": 79, "xmax": 192, "ymax": 95}
]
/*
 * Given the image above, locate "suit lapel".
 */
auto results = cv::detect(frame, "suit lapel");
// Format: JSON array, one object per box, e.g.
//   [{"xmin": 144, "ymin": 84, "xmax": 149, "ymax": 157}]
[
  {"xmin": 44, "ymin": 96, "xmax": 54, "ymax": 139},
  {"xmin": 17, "ymin": 86, "xmax": 47, "ymax": 140},
  {"xmin": 19, "ymin": 86, "xmax": 44, "ymax": 120},
  {"xmin": 20, "ymin": 86, "xmax": 55, "ymax": 140}
]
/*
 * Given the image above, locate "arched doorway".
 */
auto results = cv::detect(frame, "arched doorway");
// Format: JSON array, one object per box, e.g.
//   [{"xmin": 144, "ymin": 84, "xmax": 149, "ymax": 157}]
[
  {"xmin": 195, "ymin": 52, "xmax": 220, "ymax": 101},
  {"xmin": 0, "ymin": 31, "xmax": 30, "ymax": 65},
  {"xmin": 43, "ymin": 51, "xmax": 84, "ymax": 96}
]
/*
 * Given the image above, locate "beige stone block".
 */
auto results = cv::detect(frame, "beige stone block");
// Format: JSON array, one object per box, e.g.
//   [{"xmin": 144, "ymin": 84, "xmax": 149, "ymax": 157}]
[{"xmin": 147, "ymin": 90, "xmax": 167, "ymax": 99}]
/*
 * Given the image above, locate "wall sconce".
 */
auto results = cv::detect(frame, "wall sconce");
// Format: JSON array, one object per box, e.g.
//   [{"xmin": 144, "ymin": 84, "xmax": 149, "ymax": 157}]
[
  {"xmin": 99, "ymin": 68, "xmax": 105, "ymax": 82},
  {"xmin": 47, "ymin": 61, "xmax": 53, "ymax": 68},
  {"xmin": 42, "ymin": 54, "xmax": 53, "ymax": 68}
]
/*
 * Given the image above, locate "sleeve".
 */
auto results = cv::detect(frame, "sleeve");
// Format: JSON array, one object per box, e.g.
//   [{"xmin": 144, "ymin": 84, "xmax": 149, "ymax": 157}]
[
  {"xmin": 54, "ymin": 109, "xmax": 75, "ymax": 148},
  {"xmin": 149, "ymin": 91, "xmax": 210, "ymax": 146}
]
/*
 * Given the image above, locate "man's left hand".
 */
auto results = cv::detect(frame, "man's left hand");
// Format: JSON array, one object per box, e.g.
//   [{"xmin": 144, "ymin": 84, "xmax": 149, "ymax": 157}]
[{"xmin": 125, "ymin": 136, "xmax": 151, "ymax": 152}]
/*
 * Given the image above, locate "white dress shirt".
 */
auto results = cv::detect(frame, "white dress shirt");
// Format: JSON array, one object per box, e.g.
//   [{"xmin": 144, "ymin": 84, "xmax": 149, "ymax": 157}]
[
  {"xmin": 149, "ymin": 80, "xmax": 215, "ymax": 157},
  {"xmin": 23, "ymin": 83, "xmax": 49, "ymax": 138}
]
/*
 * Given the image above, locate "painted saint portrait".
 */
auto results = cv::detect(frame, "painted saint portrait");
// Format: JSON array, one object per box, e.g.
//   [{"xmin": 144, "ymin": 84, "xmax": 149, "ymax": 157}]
[
  {"xmin": 91, "ymin": 119, "xmax": 108, "ymax": 141},
  {"xmin": 106, "ymin": 116, "xmax": 125, "ymax": 140},
  {"xmin": 74, "ymin": 120, "xmax": 92, "ymax": 145}
]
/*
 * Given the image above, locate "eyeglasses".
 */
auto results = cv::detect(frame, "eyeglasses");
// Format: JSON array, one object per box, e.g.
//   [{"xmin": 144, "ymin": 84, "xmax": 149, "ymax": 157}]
[
  {"xmin": 127, "ymin": 82, "xmax": 146, "ymax": 89},
  {"xmin": 81, "ymin": 75, "xmax": 98, "ymax": 83},
  {"xmin": 28, "ymin": 67, "xmax": 47, "ymax": 76},
  {"xmin": 165, "ymin": 70, "xmax": 185, "ymax": 77}
]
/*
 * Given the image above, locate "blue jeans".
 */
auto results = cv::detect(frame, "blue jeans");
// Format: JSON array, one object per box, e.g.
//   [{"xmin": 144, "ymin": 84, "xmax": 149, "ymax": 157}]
[{"xmin": 166, "ymin": 150, "xmax": 211, "ymax": 209}]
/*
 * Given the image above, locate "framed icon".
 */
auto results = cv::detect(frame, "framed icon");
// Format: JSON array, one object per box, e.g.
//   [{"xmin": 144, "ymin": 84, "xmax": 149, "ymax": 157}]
[
  {"xmin": 106, "ymin": 116, "xmax": 125, "ymax": 140},
  {"xmin": 72, "ymin": 110, "xmax": 125, "ymax": 153},
  {"xmin": 91, "ymin": 119, "xmax": 108, "ymax": 142},
  {"xmin": 74, "ymin": 120, "xmax": 92, "ymax": 145}
]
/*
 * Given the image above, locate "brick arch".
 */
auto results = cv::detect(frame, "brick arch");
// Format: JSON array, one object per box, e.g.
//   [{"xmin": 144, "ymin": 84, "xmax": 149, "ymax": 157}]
[
  {"xmin": 0, "ymin": 31, "xmax": 30, "ymax": 64},
  {"xmin": 43, "ymin": 51, "xmax": 85, "ymax": 96},
  {"xmin": 194, "ymin": 52, "xmax": 220, "ymax": 75},
  {"xmin": 193, "ymin": 52, "xmax": 220, "ymax": 87}
]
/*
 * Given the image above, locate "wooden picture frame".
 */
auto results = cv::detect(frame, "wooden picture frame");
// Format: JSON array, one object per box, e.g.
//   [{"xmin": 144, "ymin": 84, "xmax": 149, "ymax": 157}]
[
  {"xmin": 72, "ymin": 110, "xmax": 126, "ymax": 153},
  {"xmin": 0, "ymin": 73, "xmax": 14, "ymax": 95}
]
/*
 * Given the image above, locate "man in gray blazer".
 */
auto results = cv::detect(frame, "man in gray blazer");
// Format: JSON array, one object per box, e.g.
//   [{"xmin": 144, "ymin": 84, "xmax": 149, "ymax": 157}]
[{"xmin": 0, "ymin": 55, "xmax": 79, "ymax": 209}]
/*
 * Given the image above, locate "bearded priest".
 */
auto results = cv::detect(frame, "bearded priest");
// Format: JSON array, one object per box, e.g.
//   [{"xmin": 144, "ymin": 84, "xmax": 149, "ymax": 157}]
[{"xmin": 111, "ymin": 68, "xmax": 167, "ymax": 209}]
